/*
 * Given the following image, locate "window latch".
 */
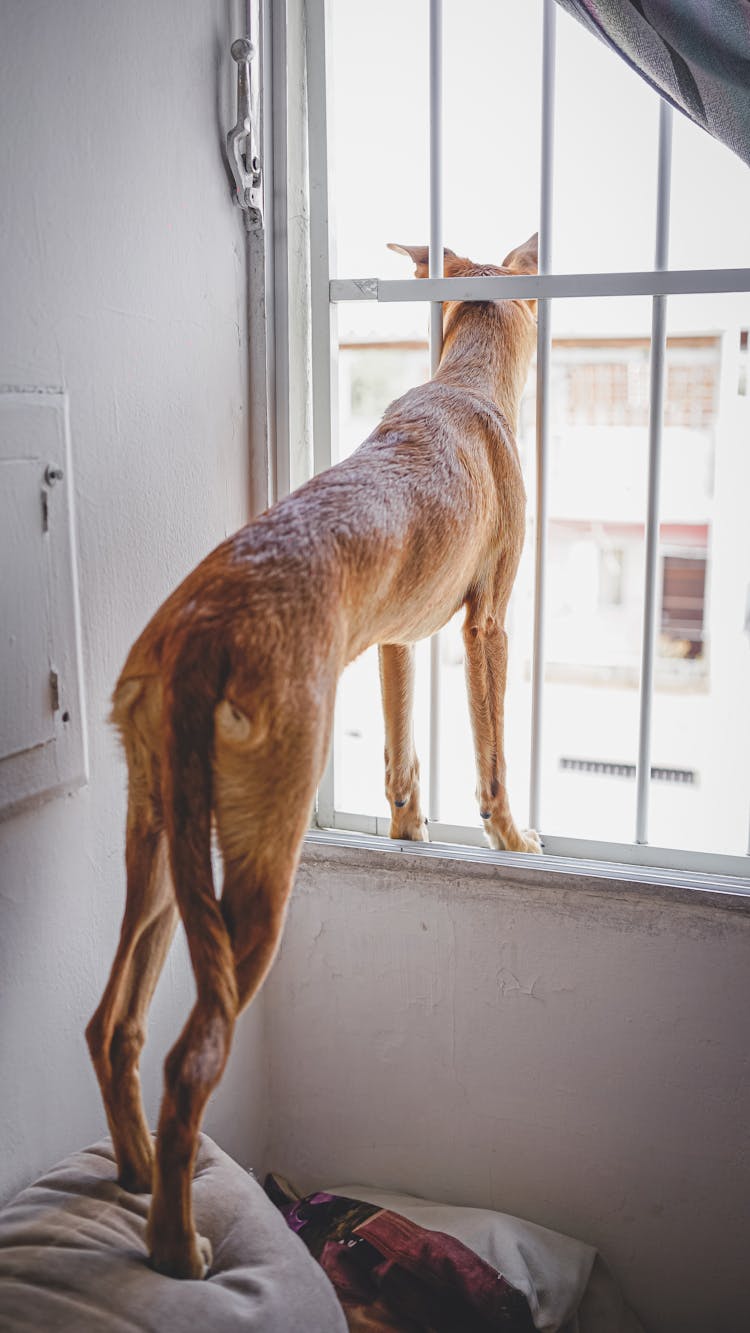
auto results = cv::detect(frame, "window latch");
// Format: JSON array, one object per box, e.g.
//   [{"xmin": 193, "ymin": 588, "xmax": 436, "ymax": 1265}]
[{"xmin": 227, "ymin": 38, "xmax": 262, "ymax": 223}]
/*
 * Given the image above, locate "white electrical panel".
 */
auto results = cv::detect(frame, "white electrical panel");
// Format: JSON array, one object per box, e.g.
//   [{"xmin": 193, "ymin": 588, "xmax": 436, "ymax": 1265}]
[{"xmin": 0, "ymin": 390, "xmax": 87, "ymax": 817}]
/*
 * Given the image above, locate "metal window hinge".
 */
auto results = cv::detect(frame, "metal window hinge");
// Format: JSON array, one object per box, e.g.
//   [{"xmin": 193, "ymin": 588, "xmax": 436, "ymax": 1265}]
[
  {"xmin": 227, "ymin": 38, "xmax": 263, "ymax": 223},
  {"xmin": 50, "ymin": 669, "xmax": 60, "ymax": 713},
  {"xmin": 41, "ymin": 462, "xmax": 63, "ymax": 533}
]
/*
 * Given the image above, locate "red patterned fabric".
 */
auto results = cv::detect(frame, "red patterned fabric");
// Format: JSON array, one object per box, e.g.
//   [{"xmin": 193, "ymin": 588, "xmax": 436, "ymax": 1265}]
[{"xmin": 265, "ymin": 1177, "xmax": 536, "ymax": 1333}]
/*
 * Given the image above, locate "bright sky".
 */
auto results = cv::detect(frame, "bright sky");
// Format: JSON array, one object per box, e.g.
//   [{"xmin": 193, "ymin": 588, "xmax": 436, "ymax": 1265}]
[{"xmin": 330, "ymin": 0, "xmax": 750, "ymax": 340}]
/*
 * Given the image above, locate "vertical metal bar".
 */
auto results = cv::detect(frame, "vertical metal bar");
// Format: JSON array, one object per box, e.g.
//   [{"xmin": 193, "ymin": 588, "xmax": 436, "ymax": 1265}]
[
  {"xmin": 528, "ymin": 0, "xmax": 556, "ymax": 832},
  {"xmin": 242, "ymin": 0, "xmax": 273, "ymax": 515},
  {"xmin": 307, "ymin": 0, "xmax": 338, "ymax": 481},
  {"xmin": 635, "ymin": 100, "xmax": 673, "ymax": 843},
  {"xmin": 428, "ymin": 0, "xmax": 444, "ymax": 377},
  {"xmin": 285, "ymin": 0, "xmax": 314, "ymax": 494},
  {"xmin": 428, "ymin": 0, "xmax": 443, "ymax": 822},
  {"xmin": 307, "ymin": 0, "xmax": 338, "ymax": 825},
  {"xmin": 270, "ymin": 0, "xmax": 290, "ymax": 503}
]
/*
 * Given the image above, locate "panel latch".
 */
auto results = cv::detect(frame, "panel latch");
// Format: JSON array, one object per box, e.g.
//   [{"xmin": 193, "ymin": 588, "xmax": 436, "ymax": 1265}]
[{"xmin": 227, "ymin": 38, "xmax": 262, "ymax": 222}]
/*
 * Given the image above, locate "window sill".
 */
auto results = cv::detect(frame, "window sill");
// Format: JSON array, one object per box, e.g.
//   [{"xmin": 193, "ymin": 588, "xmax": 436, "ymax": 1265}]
[{"xmin": 303, "ymin": 827, "xmax": 750, "ymax": 915}]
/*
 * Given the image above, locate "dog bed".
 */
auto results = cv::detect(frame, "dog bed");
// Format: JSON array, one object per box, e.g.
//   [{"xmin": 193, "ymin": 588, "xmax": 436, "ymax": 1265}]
[{"xmin": 0, "ymin": 1136, "xmax": 346, "ymax": 1332}]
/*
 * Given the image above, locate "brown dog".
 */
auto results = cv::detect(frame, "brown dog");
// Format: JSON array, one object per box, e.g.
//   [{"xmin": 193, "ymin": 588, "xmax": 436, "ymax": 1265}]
[{"xmin": 86, "ymin": 233, "xmax": 542, "ymax": 1279}]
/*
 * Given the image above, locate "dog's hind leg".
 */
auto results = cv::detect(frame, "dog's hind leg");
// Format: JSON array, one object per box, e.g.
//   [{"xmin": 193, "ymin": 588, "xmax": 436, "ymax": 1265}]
[
  {"xmin": 149, "ymin": 855, "xmax": 296, "ymax": 1279},
  {"xmin": 86, "ymin": 686, "xmax": 178, "ymax": 1192},
  {"xmin": 147, "ymin": 683, "xmax": 331, "ymax": 1279},
  {"xmin": 214, "ymin": 684, "xmax": 333, "ymax": 1011},
  {"xmin": 147, "ymin": 883, "xmax": 237, "ymax": 1279},
  {"xmin": 379, "ymin": 643, "xmax": 428, "ymax": 841}
]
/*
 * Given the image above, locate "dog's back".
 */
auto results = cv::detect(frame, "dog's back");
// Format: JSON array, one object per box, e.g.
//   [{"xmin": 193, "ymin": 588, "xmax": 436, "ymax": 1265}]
[{"xmin": 113, "ymin": 297, "xmax": 533, "ymax": 733}]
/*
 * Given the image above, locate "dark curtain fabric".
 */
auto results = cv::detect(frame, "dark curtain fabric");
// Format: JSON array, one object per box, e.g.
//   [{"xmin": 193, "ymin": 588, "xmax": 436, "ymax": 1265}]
[{"xmin": 553, "ymin": 0, "xmax": 750, "ymax": 166}]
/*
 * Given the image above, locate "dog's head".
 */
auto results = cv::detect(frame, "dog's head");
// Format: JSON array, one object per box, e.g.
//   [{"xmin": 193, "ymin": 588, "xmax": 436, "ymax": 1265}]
[{"xmin": 387, "ymin": 233, "xmax": 538, "ymax": 314}]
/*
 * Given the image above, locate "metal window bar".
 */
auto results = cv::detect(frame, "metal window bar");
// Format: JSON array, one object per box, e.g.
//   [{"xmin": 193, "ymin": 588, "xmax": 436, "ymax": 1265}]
[
  {"xmin": 635, "ymin": 99, "xmax": 673, "ymax": 844},
  {"xmin": 239, "ymin": 0, "xmax": 275, "ymax": 515},
  {"xmin": 330, "ymin": 269, "xmax": 750, "ymax": 302},
  {"xmin": 303, "ymin": 0, "xmax": 750, "ymax": 878},
  {"xmin": 306, "ymin": 0, "xmax": 338, "ymax": 827},
  {"xmin": 428, "ymin": 0, "xmax": 444, "ymax": 822},
  {"xmin": 529, "ymin": 0, "xmax": 557, "ymax": 832},
  {"xmin": 269, "ymin": 0, "xmax": 291, "ymax": 505}
]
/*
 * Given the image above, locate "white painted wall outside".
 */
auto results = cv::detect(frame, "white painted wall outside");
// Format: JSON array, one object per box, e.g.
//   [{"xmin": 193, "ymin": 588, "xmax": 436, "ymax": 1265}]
[
  {"xmin": 265, "ymin": 841, "xmax": 750, "ymax": 1333},
  {"xmin": 0, "ymin": 0, "xmax": 267, "ymax": 1204}
]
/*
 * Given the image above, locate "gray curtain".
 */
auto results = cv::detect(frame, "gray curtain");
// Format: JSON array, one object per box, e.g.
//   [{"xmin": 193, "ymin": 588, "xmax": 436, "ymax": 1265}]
[{"xmin": 554, "ymin": 0, "xmax": 750, "ymax": 166}]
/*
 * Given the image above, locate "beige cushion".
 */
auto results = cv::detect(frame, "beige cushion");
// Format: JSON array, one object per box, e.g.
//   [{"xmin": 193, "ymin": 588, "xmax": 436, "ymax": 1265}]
[{"xmin": 0, "ymin": 1137, "xmax": 347, "ymax": 1332}]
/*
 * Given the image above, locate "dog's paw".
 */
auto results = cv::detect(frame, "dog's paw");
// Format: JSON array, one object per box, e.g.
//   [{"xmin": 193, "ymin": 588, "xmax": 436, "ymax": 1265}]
[
  {"xmin": 389, "ymin": 790, "xmax": 429, "ymax": 843},
  {"xmin": 390, "ymin": 815, "xmax": 429, "ymax": 843},
  {"xmin": 194, "ymin": 1233, "xmax": 213, "ymax": 1279},
  {"xmin": 149, "ymin": 1232, "xmax": 213, "ymax": 1280},
  {"xmin": 483, "ymin": 821, "xmax": 543, "ymax": 854},
  {"xmin": 410, "ymin": 818, "xmax": 430, "ymax": 843},
  {"xmin": 519, "ymin": 827, "xmax": 543, "ymax": 854}
]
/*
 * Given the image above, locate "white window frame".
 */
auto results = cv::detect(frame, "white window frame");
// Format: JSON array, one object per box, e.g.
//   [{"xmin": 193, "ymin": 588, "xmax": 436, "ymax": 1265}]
[{"xmin": 266, "ymin": 0, "xmax": 750, "ymax": 884}]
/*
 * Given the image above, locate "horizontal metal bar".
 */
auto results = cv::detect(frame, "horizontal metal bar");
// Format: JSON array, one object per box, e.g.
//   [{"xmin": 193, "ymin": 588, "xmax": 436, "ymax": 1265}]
[
  {"xmin": 330, "ymin": 267, "xmax": 750, "ymax": 304},
  {"xmin": 322, "ymin": 811, "xmax": 750, "ymax": 883}
]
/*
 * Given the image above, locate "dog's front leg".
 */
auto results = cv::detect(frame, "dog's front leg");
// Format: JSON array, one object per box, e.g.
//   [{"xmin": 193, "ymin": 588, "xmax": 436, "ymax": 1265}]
[
  {"xmin": 462, "ymin": 604, "xmax": 541, "ymax": 855},
  {"xmin": 378, "ymin": 643, "xmax": 428, "ymax": 841}
]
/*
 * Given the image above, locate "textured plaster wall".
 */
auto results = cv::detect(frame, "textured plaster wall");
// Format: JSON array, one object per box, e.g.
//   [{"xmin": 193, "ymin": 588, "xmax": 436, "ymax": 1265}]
[
  {"xmin": 265, "ymin": 841, "xmax": 750, "ymax": 1333},
  {"xmin": 0, "ymin": 0, "xmax": 267, "ymax": 1204}
]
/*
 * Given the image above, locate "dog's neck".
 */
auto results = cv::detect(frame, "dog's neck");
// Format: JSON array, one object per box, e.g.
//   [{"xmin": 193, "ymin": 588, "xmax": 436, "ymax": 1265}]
[{"xmin": 434, "ymin": 300, "xmax": 536, "ymax": 427}]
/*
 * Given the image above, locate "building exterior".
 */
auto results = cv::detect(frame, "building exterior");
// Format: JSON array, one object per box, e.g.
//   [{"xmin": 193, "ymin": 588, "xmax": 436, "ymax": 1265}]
[{"xmin": 334, "ymin": 323, "xmax": 749, "ymax": 855}]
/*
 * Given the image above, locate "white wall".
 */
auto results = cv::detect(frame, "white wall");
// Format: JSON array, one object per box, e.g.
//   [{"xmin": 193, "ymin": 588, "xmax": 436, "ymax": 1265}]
[
  {"xmin": 0, "ymin": 0, "xmax": 267, "ymax": 1203},
  {"xmin": 264, "ymin": 839, "xmax": 750, "ymax": 1333}
]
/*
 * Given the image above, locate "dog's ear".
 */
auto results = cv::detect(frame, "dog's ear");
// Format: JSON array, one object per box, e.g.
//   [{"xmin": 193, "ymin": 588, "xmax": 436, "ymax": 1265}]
[
  {"xmin": 388, "ymin": 244, "xmax": 461, "ymax": 278},
  {"xmin": 501, "ymin": 232, "xmax": 538, "ymax": 275}
]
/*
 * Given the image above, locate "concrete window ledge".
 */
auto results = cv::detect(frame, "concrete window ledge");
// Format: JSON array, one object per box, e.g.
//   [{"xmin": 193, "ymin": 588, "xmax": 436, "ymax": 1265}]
[{"xmin": 302, "ymin": 828, "xmax": 750, "ymax": 919}]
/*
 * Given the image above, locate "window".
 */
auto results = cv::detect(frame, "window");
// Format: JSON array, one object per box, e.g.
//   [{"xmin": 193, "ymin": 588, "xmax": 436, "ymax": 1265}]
[
  {"xmin": 660, "ymin": 554, "xmax": 706, "ymax": 660},
  {"xmin": 274, "ymin": 0, "xmax": 750, "ymax": 879}
]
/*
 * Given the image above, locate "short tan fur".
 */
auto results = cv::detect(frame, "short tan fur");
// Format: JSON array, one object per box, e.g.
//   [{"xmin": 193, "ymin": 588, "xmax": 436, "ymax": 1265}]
[{"xmin": 86, "ymin": 233, "xmax": 541, "ymax": 1279}]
